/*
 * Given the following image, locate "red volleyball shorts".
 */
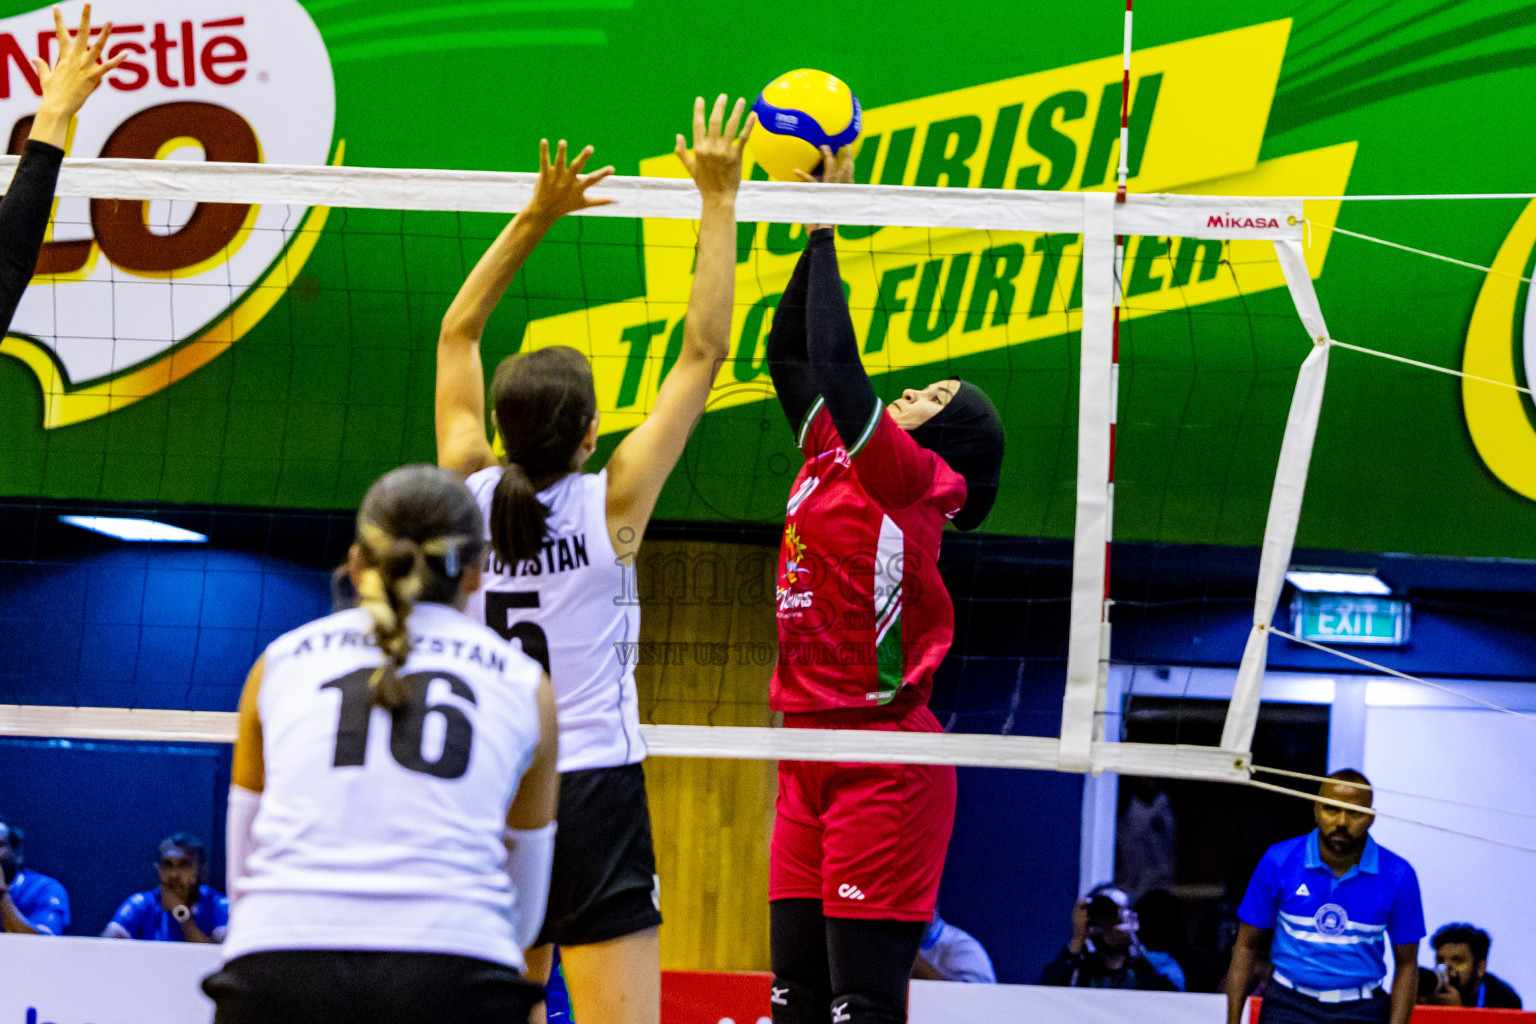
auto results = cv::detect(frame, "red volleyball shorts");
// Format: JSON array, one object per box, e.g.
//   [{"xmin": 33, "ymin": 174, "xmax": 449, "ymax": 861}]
[{"xmin": 769, "ymin": 702, "xmax": 957, "ymax": 922}]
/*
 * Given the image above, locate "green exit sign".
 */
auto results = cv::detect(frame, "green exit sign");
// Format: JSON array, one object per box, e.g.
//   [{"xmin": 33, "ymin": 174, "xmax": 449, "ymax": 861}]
[{"xmin": 1292, "ymin": 595, "xmax": 1410, "ymax": 646}]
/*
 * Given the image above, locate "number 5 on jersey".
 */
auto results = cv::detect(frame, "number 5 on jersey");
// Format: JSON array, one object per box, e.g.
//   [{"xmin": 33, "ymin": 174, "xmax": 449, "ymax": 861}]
[{"xmin": 486, "ymin": 592, "xmax": 551, "ymax": 674}]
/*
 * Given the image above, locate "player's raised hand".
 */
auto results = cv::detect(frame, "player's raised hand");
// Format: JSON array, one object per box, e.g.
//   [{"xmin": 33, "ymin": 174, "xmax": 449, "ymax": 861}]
[
  {"xmin": 797, "ymin": 145, "xmax": 856, "ymax": 233},
  {"xmin": 675, "ymin": 94, "xmax": 755, "ymax": 200},
  {"xmin": 795, "ymin": 144, "xmax": 856, "ymax": 185},
  {"xmin": 525, "ymin": 139, "xmax": 615, "ymax": 225},
  {"xmin": 29, "ymin": 4, "xmax": 127, "ymax": 148}
]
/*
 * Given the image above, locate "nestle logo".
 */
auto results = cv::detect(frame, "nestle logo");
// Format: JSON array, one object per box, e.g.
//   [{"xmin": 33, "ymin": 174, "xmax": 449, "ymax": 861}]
[
  {"xmin": 0, "ymin": 16, "xmax": 249, "ymax": 98},
  {"xmin": 1207, "ymin": 213, "xmax": 1280, "ymax": 229}
]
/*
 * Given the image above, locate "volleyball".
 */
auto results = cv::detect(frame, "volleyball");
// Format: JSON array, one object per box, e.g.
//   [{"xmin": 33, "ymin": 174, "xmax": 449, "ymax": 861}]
[{"xmin": 747, "ymin": 68, "xmax": 863, "ymax": 181}]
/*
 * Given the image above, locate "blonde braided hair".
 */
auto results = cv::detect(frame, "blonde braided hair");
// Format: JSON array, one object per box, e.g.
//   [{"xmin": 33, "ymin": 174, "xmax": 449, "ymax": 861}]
[{"xmin": 356, "ymin": 522, "xmax": 470, "ymax": 709}]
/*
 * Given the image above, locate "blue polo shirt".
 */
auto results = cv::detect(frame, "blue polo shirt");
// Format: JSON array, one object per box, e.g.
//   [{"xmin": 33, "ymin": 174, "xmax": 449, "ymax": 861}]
[
  {"xmin": 1239, "ymin": 831, "xmax": 1424, "ymax": 991},
  {"xmin": 8, "ymin": 870, "xmax": 69, "ymax": 935},
  {"xmin": 105, "ymin": 886, "xmax": 228, "ymax": 941}
]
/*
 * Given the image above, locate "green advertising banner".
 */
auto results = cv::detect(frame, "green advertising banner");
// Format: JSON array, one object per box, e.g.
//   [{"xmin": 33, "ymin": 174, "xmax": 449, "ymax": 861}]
[{"xmin": 1, "ymin": 0, "xmax": 1535, "ymax": 560}]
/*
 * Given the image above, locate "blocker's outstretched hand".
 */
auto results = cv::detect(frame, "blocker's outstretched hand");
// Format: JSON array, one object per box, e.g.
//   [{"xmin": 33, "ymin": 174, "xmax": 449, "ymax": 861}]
[
  {"xmin": 798, "ymin": 144, "xmax": 856, "ymax": 232},
  {"xmin": 30, "ymin": 4, "xmax": 127, "ymax": 148},
  {"xmin": 796, "ymin": 144, "xmax": 856, "ymax": 185},
  {"xmin": 675, "ymin": 93, "xmax": 755, "ymax": 200},
  {"xmin": 524, "ymin": 139, "xmax": 615, "ymax": 226}
]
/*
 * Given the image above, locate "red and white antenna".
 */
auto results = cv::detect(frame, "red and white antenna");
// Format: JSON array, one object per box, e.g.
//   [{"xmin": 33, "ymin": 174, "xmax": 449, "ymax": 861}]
[{"xmin": 1102, "ymin": 0, "xmax": 1132, "ymax": 730}]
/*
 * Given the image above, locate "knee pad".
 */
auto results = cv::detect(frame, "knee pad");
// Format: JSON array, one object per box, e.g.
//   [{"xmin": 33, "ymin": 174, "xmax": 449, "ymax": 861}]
[
  {"xmin": 770, "ymin": 977, "xmax": 830, "ymax": 1024},
  {"xmin": 830, "ymin": 992, "xmax": 907, "ymax": 1024}
]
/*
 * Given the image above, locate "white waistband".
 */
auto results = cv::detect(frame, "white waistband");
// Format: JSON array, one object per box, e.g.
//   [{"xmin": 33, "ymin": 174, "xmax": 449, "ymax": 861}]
[{"xmin": 1273, "ymin": 970, "xmax": 1380, "ymax": 1003}]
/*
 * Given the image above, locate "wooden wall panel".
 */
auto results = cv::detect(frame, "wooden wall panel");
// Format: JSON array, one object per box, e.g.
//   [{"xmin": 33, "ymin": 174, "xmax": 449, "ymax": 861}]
[{"xmin": 635, "ymin": 539, "xmax": 778, "ymax": 971}]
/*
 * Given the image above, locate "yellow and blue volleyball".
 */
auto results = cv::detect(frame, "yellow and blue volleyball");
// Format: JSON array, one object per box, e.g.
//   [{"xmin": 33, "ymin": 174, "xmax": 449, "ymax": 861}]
[{"xmin": 747, "ymin": 69, "xmax": 862, "ymax": 181}]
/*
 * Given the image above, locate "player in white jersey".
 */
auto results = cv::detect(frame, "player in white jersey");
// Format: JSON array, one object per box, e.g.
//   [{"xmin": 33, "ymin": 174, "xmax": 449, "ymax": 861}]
[
  {"xmin": 434, "ymin": 98, "xmax": 752, "ymax": 1024},
  {"xmin": 204, "ymin": 465, "xmax": 559, "ymax": 1024}
]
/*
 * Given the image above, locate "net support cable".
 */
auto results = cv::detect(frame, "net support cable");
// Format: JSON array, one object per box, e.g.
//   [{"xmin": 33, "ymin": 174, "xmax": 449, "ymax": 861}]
[
  {"xmin": 0, "ymin": 156, "xmax": 1311, "ymax": 783},
  {"xmin": 1245, "ymin": 778, "xmax": 1536, "ymax": 856},
  {"xmin": 1267, "ymin": 630, "xmax": 1536, "ymax": 724},
  {"xmin": 1312, "ymin": 220, "xmax": 1535, "ymax": 284},
  {"xmin": 1252, "ymin": 764, "xmax": 1536, "ymax": 821}
]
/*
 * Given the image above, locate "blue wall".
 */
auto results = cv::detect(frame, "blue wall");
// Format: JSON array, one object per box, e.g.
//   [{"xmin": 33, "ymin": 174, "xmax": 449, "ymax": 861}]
[{"xmin": 0, "ymin": 501, "xmax": 340, "ymax": 933}]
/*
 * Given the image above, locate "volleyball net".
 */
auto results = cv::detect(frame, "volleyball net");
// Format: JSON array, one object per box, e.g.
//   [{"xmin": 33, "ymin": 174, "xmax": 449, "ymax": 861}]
[{"xmin": 0, "ymin": 153, "xmax": 1345, "ymax": 791}]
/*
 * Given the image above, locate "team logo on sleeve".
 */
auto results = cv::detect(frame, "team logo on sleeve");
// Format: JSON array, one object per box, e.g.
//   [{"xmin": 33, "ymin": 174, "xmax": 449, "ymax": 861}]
[
  {"xmin": 1313, "ymin": 903, "xmax": 1349, "ymax": 936},
  {"xmin": 0, "ymin": 0, "xmax": 337, "ymax": 428}
]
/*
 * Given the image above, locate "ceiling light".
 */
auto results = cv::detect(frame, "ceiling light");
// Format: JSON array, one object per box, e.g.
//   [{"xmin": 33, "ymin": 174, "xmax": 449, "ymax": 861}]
[
  {"xmin": 1284, "ymin": 570, "xmax": 1391, "ymax": 596},
  {"xmin": 60, "ymin": 516, "xmax": 207, "ymax": 543}
]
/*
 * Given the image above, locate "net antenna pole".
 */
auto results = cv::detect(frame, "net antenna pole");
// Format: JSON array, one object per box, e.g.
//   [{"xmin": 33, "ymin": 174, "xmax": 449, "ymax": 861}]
[
  {"xmin": 1107, "ymin": 0, "xmax": 1132, "ymax": 719},
  {"xmin": 1061, "ymin": 2, "xmax": 1134, "ymax": 773},
  {"xmin": 1219, "ymin": 240, "xmax": 1333, "ymax": 752}
]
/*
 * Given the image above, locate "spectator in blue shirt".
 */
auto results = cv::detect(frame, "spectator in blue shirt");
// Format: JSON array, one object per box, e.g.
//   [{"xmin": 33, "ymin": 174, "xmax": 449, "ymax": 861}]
[
  {"xmin": 0, "ymin": 820, "xmax": 70, "ymax": 935},
  {"xmin": 1226, "ymin": 770, "xmax": 1424, "ymax": 1024},
  {"xmin": 103, "ymin": 832, "xmax": 228, "ymax": 943},
  {"xmin": 913, "ymin": 902, "xmax": 997, "ymax": 983}
]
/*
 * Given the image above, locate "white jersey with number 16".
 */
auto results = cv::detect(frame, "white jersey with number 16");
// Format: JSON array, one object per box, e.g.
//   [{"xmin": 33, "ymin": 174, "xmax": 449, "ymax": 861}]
[
  {"xmin": 226, "ymin": 602, "xmax": 544, "ymax": 970},
  {"xmin": 464, "ymin": 467, "xmax": 645, "ymax": 773}
]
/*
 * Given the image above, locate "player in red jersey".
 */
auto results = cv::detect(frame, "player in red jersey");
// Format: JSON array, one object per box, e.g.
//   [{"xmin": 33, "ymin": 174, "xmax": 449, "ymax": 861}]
[{"xmin": 764, "ymin": 147, "xmax": 1005, "ymax": 1024}]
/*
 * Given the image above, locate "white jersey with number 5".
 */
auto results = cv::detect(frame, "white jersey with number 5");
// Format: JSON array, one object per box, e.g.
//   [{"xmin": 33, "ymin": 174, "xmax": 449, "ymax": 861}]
[
  {"xmin": 225, "ymin": 602, "xmax": 544, "ymax": 969},
  {"xmin": 464, "ymin": 467, "xmax": 645, "ymax": 772}
]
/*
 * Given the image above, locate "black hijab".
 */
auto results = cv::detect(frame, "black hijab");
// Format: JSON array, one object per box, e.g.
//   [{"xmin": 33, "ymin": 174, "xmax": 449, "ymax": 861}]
[{"xmin": 909, "ymin": 380, "xmax": 1004, "ymax": 531}]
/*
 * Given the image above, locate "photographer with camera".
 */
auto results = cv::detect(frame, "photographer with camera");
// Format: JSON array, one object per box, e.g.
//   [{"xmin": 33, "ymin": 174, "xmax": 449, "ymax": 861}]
[
  {"xmin": 1427, "ymin": 923, "xmax": 1522, "ymax": 1009},
  {"xmin": 1040, "ymin": 884, "xmax": 1184, "ymax": 990},
  {"xmin": 0, "ymin": 819, "xmax": 70, "ymax": 935}
]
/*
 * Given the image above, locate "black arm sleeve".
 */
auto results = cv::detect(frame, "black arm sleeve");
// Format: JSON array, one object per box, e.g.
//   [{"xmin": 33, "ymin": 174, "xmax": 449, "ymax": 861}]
[
  {"xmin": 765, "ymin": 235, "xmax": 820, "ymax": 437},
  {"xmin": 0, "ymin": 141, "xmax": 64, "ymax": 336},
  {"xmin": 804, "ymin": 228, "xmax": 880, "ymax": 450}
]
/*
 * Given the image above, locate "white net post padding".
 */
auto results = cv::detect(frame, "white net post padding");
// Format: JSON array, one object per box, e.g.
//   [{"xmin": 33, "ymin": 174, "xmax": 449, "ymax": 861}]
[
  {"xmin": 1059, "ymin": 193, "xmax": 1118, "ymax": 772},
  {"xmin": 0, "ymin": 157, "xmax": 1310, "ymax": 782},
  {"xmin": 1219, "ymin": 239, "xmax": 1333, "ymax": 752}
]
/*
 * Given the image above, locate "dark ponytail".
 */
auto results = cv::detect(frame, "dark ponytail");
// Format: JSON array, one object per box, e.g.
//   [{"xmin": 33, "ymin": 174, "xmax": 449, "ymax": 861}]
[
  {"xmin": 490, "ymin": 346, "xmax": 597, "ymax": 566},
  {"xmin": 355, "ymin": 465, "xmax": 485, "ymax": 710}
]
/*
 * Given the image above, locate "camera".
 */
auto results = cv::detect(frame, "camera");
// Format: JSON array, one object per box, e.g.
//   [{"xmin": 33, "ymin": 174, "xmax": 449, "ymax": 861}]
[{"xmin": 1087, "ymin": 894, "xmax": 1121, "ymax": 922}]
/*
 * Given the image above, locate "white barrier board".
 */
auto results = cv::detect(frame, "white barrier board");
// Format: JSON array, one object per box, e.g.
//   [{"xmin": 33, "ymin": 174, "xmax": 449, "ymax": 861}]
[
  {"xmin": 0, "ymin": 934, "xmax": 220, "ymax": 1023},
  {"xmin": 1, "ymin": 934, "xmax": 1236, "ymax": 1024},
  {"xmin": 912, "ymin": 978, "xmax": 1229, "ymax": 1024}
]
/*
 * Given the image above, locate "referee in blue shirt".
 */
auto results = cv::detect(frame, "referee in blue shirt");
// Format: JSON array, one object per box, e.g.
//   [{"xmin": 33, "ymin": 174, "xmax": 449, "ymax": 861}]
[{"xmin": 1227, "ymin": 770, "xmax": 1424, "ymax": 1024}]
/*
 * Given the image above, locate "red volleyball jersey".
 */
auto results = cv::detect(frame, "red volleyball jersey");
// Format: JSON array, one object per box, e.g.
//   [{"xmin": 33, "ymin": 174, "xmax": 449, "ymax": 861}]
[{"xmin": 770, "ymin": 399, "xmax": 968, "ymax": 713}]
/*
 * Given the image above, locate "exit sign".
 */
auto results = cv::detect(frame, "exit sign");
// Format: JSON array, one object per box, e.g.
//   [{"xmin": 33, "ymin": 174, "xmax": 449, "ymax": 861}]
[{"xmin": 1292, "ymin": 594, "xmax": 1410, "ymax": 646}]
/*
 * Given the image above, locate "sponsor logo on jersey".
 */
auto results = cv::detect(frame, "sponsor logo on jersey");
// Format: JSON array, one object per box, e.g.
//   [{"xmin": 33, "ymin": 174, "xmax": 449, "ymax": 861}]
[
  {"xmin": 771, "ymin": 986, "xmax": 789, "ymax": 1006},
  {"xmin": 783, "ymin": 523, "xmax": 807, "ymax": 584},
  {"xmin": 836, "ymin": 882, "xmax": 867, "ymax": 901},
  {"xmin": 1313, "ymin": 902, "xmax": 1349, "ymax": 936},
  {"xmin": 1295, "ymin": 883, "xmax": 1310, "ymax": 897},
  {"xmin": 0, "ymin": 0, "xmax": 336, "ymax": 429},
  {"xmin": 777, "ymin": 587, "xmax": 814, "ymax": 612}
]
